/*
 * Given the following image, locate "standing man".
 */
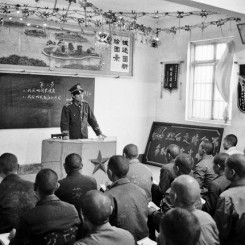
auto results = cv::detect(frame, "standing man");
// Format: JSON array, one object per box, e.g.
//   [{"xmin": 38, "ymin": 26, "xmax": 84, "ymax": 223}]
[{"xmin": 60, "ymin": 84, "xmax": 105, "ymax": 140}]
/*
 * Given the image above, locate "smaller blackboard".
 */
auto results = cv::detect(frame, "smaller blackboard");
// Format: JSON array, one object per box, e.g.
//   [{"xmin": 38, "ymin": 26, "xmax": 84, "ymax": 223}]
[{"xmin": 144, "ymin": 122, "xmax": 224, "ymax": 167}]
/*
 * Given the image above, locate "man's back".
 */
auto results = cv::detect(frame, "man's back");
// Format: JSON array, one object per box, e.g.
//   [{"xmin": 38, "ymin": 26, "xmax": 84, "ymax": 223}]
[
  {"xmin": 214, "ymin": 185, "xmax": 245, "ymax": 245},
  {"xmin": 159, "ymin": 162, "xmax": 176, "ymax": 194},
  {"xmin": 203, "ymin": 175, "xmax": 230, "ymax": 216},
  {"xmin": 14, "ymin": 195, "xmax": 80, "ymax": 245},
  {"xmin": 194, "ymin": 155, "xmax": 217, "ymax": 189},
  {"xmin": 192, "ymin": 209, "xmax": 220, "ymax": 245},
  {"xmin": 55, "ymin": 171, "xmax": 97, "ymax": 211},
  {"xmin": 126, "ymin": 159, "xmax": 152, "ymax": 201},
  {"xmin": 0, "ymin": 174, "xmax": 37, "ymax": 233},
  {"xmin": 105, "ymin": 178, "xmax": 149, "ymax": 241},
  {"xmin": 74, "ymin": 223, "xmax": 135, "ymax": 245}
]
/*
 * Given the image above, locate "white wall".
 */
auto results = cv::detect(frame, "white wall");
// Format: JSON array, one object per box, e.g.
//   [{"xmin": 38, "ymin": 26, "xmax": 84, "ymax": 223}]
[
  {"xmin": 154, "ymin": 14, "xmax": 245, "ymax": 153},
  {"xmin": 0, "ymin": 41, "xmax": 159, "ymax": 165}
]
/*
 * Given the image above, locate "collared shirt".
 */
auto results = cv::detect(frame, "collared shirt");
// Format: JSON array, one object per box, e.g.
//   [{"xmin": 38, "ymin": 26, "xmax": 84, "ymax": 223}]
[
  {"xmin": 13, "ymin": 195, "xmax": 80, "ymax": 245},
  {"xmin": 203, "ymin": 175, "xmax": 231, "ymax": 216},
  {"xmin": 105, "ymin": 178, "xmax": 149, "ymax": 241},
  {"xmin": 214, "ymin": 184, "xmax": 245, "ymax": 245},
  {"xmin": 225, "ymin": 147, "xmax": 243, "ymax": 155},
  {"xmin": 60, "ymin": 100, "xmax": 101, "ymax": 139},
  {"xmin": 74, "ymin": 222, "xmax": 135, "ymax": 245},
  {"xmin": 126, "ymin": 158, "xmax": 153, "ymax": 201},
  {"xmin": 55, "ymin": 171, "xmax": 97, "ymax": 212},
  {"xmin": 194, "ymin": 155, "xmax": 217, "ymax": 189}
]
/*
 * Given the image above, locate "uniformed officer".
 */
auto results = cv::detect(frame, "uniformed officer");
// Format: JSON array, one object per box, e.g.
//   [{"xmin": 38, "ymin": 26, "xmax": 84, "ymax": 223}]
[{"xmin": 60, "ymin": 84, "xmax": 105, "ymax": 140}]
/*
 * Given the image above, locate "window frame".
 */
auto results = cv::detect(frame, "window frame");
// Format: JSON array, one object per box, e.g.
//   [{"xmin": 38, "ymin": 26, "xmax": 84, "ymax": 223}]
[{"xmin": 186, "ymin": 37, "xmax": 233, "ymax": 125}]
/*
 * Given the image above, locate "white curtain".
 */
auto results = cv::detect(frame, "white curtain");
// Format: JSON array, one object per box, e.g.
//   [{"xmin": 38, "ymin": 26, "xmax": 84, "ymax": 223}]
[{"xmin": 215, "ymin": 40, "xmax": 235, "ymax": 122}]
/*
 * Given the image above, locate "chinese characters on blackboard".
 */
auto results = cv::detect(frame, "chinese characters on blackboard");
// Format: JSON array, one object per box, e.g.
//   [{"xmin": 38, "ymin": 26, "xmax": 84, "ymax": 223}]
[
  {"xmin": 145, "ymin": 123, "xmax": 224, "ymax": 166},
  {"xmin": 110, "ymin": 35, "xmax": 130, "ymax": 73}
]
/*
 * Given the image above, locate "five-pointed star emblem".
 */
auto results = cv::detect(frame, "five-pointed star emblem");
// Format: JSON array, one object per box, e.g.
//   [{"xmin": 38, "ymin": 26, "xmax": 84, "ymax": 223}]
[{"xmin": 90, "ymin": 151, "xmax": 109, "ymax": 174}]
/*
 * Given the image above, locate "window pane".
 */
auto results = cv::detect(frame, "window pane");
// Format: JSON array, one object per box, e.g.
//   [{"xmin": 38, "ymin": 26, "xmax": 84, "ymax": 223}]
[
  {"xmin": 195, "ymin": 45, "xmax": 214, "ymax": 61},
  {"xmin": 188, "ymin": 40, "xmax": 232, "ymax": 122}
]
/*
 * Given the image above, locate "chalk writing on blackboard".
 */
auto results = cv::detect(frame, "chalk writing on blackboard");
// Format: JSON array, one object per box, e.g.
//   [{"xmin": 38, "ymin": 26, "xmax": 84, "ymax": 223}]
[
  {"xmin": 144, "ymin": 122, "xmax": 224, "ymax": 166},
  {"xmin": 0, "ymin": 73, "xmax": 95, "ymax": 129}
]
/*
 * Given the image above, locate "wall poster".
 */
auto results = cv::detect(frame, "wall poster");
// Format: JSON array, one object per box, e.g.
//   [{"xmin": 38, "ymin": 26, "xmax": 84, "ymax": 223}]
[{"xmin": 0, "ymin": 21, "xmax": 133, "ymax": 77}]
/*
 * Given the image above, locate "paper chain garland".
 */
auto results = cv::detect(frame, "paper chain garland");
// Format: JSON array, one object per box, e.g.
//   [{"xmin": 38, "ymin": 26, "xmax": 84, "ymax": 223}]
[{"xmin": 0, "ymin": 0, "xmax": 242, "ymax": 48}]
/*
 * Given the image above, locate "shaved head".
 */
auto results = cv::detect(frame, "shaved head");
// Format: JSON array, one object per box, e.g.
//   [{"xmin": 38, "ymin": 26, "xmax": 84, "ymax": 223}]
[
  {"xmin": 167, "ymin": 144, "xmax": 180, "ymax": 158},
  {"xmin": 81, "ymin": 190, "xmax": 112, "ymax": 225},
  {"xmin": 166, "ymin": 144, "xmax": 180, "ymax": 162},
  {"xmin": 123, "ymin": 144, "xmax": 138, "ymax": 159},
  {"xmin": 170, "ymin": 175, "xmax": 200, "ymax": 209}
]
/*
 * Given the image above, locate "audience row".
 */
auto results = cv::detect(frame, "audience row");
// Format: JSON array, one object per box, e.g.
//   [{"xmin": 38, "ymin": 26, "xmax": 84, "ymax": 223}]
[{"xmin": 0, "ymin": 134, "xmax": 244, "ymax": 245}]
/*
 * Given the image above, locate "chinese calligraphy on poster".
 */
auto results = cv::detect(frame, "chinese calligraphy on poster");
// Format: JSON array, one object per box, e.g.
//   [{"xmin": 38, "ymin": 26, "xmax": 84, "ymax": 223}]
[
  {"xmin": 110, "ymin": 34, "xmax": 131, "ymax": 74},
  {"xmin": 164, "ymin": 64, "xmax": 179, "ymax": 92}
]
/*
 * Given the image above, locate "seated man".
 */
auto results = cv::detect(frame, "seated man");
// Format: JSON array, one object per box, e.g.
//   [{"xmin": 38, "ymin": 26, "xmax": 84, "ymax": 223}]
[
  {"xmin": 148, "ymin": 153, "xmax": 196, "ymax": 240},
  {"xmin": 123, "ymin": 143, "xmax": 153, "ymax": 201},
  {"xmin": 55, "ymin": 153, "xmax": 97, "ymax": 211},
  {"xmin": 13, "ymin": 169, "xmax": 81, "ymax": 245},
  {"xmin": 158, "ymin": 208, "xmax": 201, "ymax": 245},
  {"xmin": 74, "ymin": 190, "xmax": 135, "ymax": 245},
  {"xmin": 105, "ymin": 155, "xmax": 149, "ymax": 241},
  {"xmin": 214, "ymin": 153, "xmax": 245, "ymax": 245},
  {"xmin": 194, "ymin": 139, "xmax": 217, "ymax": 196},
  {"xmin": 151, "ymin": 144, "xmax": 180, "ymax": 206},
  {"xmin": 0, "ymin": 153, "xmax": 37, "ymax": 233},
  {"xmin": 170, "ymin": 175, "xmax": 220, "ymax": 245},
  {"xmin": 223, "ymin": 134, "xmax": 243, "ymax": 155},
  {"xmin": 202, "ymin": 153, "xmax": 230, "ymax": 216}
]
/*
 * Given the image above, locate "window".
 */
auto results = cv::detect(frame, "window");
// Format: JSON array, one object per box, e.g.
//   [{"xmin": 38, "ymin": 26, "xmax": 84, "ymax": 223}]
[{"xmin": 186, "ymin": 39, "xmax": 232, "ymax": 123}]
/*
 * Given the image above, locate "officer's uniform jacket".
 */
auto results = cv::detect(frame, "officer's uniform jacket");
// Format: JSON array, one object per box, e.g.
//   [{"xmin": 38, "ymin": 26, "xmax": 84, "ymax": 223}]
[{"xmin": 60, "ymin": 100, "xmax": 102, "ymax": 139}]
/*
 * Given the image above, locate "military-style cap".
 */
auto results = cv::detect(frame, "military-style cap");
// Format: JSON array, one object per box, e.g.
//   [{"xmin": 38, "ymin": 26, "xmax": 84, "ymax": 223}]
[{"xmin": 69, "ymin": 84, "xmax": 84, "ymax": 94}]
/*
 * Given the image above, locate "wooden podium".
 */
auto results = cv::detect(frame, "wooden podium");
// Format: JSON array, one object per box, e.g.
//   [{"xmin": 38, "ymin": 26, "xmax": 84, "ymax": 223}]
[{"xmin": 41, "ymin": 137, "xmax": 117, "ymax": 186}]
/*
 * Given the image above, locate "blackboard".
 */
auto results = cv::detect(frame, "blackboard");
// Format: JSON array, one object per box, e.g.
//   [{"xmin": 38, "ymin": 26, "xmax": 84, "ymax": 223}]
[
  {"xmin": 0, "ymin": 73, "xmax": 95, "ymax": 129},
  {"xmin": 144, "ymin": 122, "xmax": 224, "ymax": 167}
]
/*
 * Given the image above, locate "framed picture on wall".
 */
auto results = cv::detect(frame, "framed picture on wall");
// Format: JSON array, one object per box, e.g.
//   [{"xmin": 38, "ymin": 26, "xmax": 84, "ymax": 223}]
[
  {"xmin": 237, "ymin": 23, "xmax": 245, "ymax": 44},
  {"xmin": 0, "ymin": 20, "xmax": 134, "ymax": 77}
]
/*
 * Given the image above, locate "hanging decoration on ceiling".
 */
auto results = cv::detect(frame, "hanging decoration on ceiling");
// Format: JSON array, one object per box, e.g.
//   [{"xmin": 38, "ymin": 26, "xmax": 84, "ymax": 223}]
[{"xmin": 0, "ymin": 2, "xmax": 242, "ymax": 48}]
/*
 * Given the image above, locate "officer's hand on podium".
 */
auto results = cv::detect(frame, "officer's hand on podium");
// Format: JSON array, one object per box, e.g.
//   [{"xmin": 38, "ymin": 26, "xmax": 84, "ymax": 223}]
[
  {"xmin": 63, "ymin": 136, "xmax": 70, "ymax": 140},
  {"xmin": 98, "ymin": 134, "xmax": 106, "ymax": 140}
]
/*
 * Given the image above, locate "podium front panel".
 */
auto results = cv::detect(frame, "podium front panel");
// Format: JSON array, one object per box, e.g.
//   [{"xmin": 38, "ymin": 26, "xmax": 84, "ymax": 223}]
[{"xmin": 41, "ymin": 137, "xmax": 116, "ymax": 187}]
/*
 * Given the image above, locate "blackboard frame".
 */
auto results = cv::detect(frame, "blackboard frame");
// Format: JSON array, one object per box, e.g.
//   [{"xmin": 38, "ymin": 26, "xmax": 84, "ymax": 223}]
[{"xmin": 144, "ymin": 121, "xmax": 224, "ymax": 167}]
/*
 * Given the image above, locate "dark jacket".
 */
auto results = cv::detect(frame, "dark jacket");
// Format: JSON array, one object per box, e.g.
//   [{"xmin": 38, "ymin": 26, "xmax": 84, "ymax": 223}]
[
  {"xmin": 214, "ymin": 184, "xmax": 245, "ymax": 245},
  {"xmin": 0, "ymin": 174, "xmax": 37, "ymax": 233},
  {"xmin": 13, "ymin": 195, "xmax": 80, "ymax": 245},
  {"xmin": 203, "ymin": 175, "xmax": 230, "ymax": 216},
  {"xmin": 60, "ymin": 101, "xmax": 102, "ymax": 139},
  {"xmin": 105, "ymin": 178, "xmax": 149, "ymax": 241},
  {"xmin": 55, "ymin": 171, "xmax": 97, "ymax": 212}
]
